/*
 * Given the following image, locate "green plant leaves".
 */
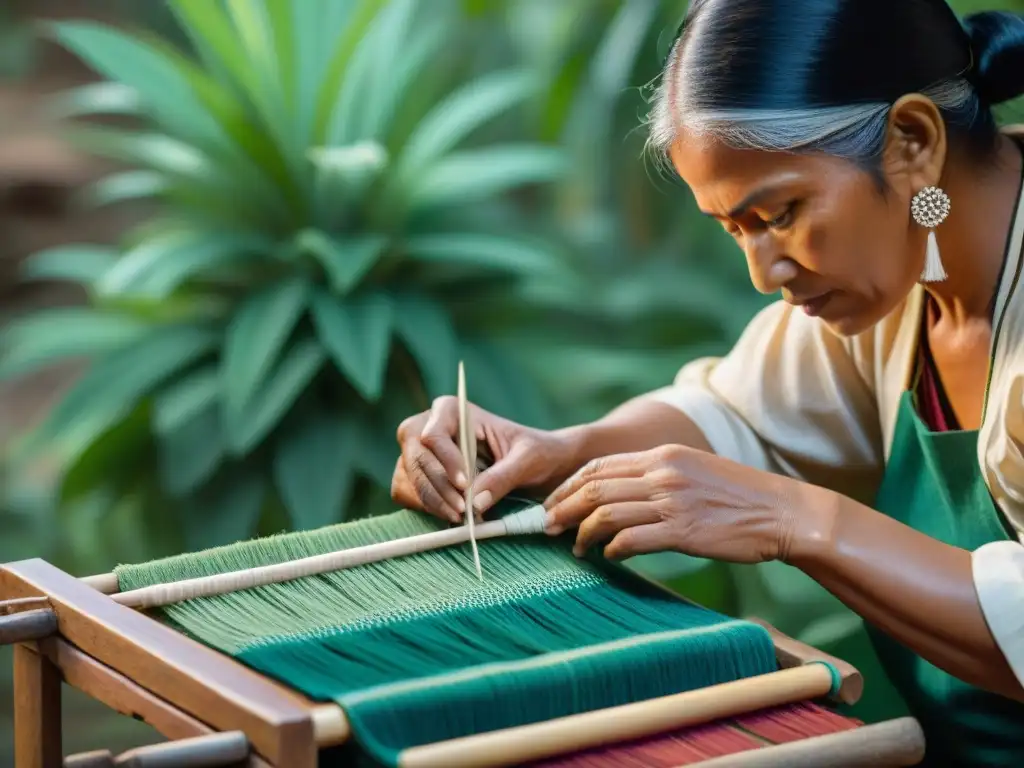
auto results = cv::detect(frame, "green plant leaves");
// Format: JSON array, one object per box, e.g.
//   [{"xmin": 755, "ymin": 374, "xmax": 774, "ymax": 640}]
[
  {"xmin": 153, "ymin": 364, "xmax": 221, "ymax": 436},
  {"xmin": 16, "ymin": 0, "xmax": 584, "ymax": 556},
  {"xmin": 47, "ymin": 81, "xmax": 141, "ymax": 120},
  {"xmin": 273, "ymin": 407, "xmax": 357, "ymax": 530},
  {"xmin": 48, "ymin": 20, "xmax": 226, "ymax": 149},
  {"xmin": 408, "ymin": 144, "xmax": 567, "ymax": 211},
  {"xmin": 222, "ymin": 276, "xmax": 311, "ymax": 423},
  {"xmin": 0, "ymin": 308, "xmax": 151, "ymax": 381},
  {"xmin": 225, "ymin": 336, "xmax": 326, "ymax": 455},
  {"xmin": 396, "ymin": 69, "xmax": 537, "ymax": 180},
  {"xmin": 19, "ymin": 244, "xmax": 119, "ymax": 285},
  {"xmin": 310, "ymin": 289, "xmax": 393, "ymax": 400},
  {"xmin": 157, "ymin": 395, "xmax": 226, "ymax": 496},
  {"xmin": 297, "ymin": 230, "xmax": 387, "ymax": 294},
  {"xmin": 86, "ymin": 171, "xmax": 169, "ymax": 209},
  {"xmin": 313, "ymin": 0, "xmax": 391, "ymax": 142},
  {"xmin": 59, "ymin": 403, "xmax": 152, "ymax": 505},
  {"xmin": 180, "ymin": 465, "xmax": 267, "ymax": 552},
  {"xmin": 403, "ymin": 232, "xmax": 563, "ymax": 277},
  {"xmin": 34, "ymin": 324, "xmax": 218, "ymax": 461},
  {"xmin": 96, "ymin": 229, "xmax": 270, "ymax": 298},
  {"xmin": 392, "ymin": 293, "xmax": 460, "ymax": 399}
]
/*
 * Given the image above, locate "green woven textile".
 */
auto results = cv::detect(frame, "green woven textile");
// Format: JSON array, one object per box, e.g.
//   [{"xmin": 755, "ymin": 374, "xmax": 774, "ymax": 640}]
[{"xmin": 116, "ymin": 502, "xmax": 779, "ymax": 766}]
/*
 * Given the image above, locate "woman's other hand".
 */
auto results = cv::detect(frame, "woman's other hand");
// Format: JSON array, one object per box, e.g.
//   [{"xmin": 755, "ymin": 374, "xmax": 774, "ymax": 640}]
[
  {"xmin": 544, "ymin": 444, "xmax": 831, "ymax": 564},
  {"xmin": 392, "ymin": 397, "xmax": 577, "ymax": 523}
]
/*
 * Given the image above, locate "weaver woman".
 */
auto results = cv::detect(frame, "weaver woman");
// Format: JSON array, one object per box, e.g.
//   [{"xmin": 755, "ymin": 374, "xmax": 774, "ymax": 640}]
[{"xmin": 392, "ymin": 1, "xmax": 1024, "ymax": 765}]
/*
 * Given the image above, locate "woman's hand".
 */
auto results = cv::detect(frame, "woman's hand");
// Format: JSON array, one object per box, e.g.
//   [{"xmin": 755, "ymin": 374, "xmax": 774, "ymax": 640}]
[
  {"xmin": 392, "ymin": 397, "xmax": 577, "ymax": 523},
  {"xmin": 543, "ymin": 443, "xmax": 827, "ymax": 564}
]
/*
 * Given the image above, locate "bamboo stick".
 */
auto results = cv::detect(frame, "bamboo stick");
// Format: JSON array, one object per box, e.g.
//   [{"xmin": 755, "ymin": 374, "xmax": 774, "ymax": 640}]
[
  {"xmin": 398, "ymin": 663, "xmax": 836, "ymax": 768},
  {"xmin": 457, "ymin": 360, "xmax": 482, "ymax": 581},
  {"xmin": 109, "ymin": 505, "xmax": 548, "ymax": 610}
]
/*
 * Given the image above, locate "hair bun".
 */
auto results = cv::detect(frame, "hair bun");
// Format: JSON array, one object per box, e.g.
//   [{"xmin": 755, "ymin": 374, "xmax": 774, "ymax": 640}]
[{"xmin": 962, "ymin": 11, "xmax": 1024, "ymax": 105}]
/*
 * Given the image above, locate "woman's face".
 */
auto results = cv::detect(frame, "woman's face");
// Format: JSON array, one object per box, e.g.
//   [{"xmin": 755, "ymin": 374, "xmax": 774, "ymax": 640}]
[{"xmin": 669, "ymin": 132, "xmax": 926, "ymax": 336}]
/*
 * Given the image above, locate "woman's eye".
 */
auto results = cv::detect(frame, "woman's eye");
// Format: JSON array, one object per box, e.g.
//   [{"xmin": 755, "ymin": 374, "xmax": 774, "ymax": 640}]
[{"xmin": 766, "ymin": 206, "xmax": 794, "ymax": 230}]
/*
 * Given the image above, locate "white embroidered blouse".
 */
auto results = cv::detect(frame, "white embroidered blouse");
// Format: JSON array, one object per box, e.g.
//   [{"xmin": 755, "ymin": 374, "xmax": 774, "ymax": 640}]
[{"xmin": 643, "ymin": 126, "xmax": 1024, "ymax": 688}]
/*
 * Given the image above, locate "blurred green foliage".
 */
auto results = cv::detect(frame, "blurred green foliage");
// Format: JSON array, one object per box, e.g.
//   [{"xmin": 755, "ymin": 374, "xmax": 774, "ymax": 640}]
[
  {"xmin": 4, "ymin": 0, "xmax": 1024, "ymax": 758},
  {"xmin": 4, "ymin": 0, "xmax": 575, "ymax": 566}
]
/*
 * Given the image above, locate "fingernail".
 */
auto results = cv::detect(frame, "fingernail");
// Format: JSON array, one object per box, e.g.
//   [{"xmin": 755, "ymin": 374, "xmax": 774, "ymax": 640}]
[
  {"xmin": 454, "ymin": 472, "xmax": 467, "ymax": 490},
  {"xmin": 455, "ymin": 495, "xmax": 465, "ymax": 512},
  {"xmin": 474, "ymin": 490, "xmax": 493, "ymax": 513}
]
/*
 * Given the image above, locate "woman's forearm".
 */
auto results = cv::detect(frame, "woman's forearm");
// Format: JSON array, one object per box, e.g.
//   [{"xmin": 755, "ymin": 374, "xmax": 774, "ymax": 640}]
[
  {"xmin": 555, "ymin": 397, "xmax": 714, "ymax": 477},
  {"xmin": 789, "ymin": 488, "xmax": 1024, "ymax": 702}
]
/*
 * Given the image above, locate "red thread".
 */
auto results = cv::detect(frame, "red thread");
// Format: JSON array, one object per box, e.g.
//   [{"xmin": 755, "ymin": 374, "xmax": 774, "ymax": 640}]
[{"xmin": 524, "ymin": 702, "xmax": 861, "ymax": 767}]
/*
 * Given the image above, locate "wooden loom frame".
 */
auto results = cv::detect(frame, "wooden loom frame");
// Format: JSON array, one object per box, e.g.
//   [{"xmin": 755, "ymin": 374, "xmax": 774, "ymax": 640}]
[{"xmin": 0, "ymin": 557, "xmax": 927, "ymax": 768}]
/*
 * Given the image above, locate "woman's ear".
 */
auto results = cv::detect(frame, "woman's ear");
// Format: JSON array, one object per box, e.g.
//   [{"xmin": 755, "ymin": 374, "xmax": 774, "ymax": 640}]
[{"xmin": 881, "ymin": 94, "xmax": 948, "ymax": 194}]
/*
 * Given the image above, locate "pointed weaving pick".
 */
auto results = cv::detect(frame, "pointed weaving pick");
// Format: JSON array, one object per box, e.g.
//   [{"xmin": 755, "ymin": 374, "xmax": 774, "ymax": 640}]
[{"xmin": 457, "ymin": 361, "xmax": 482, "ymax": 580}]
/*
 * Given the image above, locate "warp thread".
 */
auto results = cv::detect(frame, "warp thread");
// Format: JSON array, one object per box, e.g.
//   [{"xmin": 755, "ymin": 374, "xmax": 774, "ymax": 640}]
[{"xmin": 116, "ymin": 500, "xmax": 781, "ymax": 766}]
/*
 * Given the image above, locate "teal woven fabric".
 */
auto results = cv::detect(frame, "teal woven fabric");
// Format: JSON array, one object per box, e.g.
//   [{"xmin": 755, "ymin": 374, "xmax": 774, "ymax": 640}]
[{"xmin": 116, "ymin": 502, "xmax": 779, "ymax": 766}]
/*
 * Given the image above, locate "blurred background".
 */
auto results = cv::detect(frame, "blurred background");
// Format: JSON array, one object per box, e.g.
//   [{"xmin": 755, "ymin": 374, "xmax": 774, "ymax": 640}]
[{"xmin": 1, "ymin": 0, "xmax": 1022, "ymax": 760}]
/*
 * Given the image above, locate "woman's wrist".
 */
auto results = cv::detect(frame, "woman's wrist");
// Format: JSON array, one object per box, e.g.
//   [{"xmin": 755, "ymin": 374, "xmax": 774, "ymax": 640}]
[
  {"xmin": 550, "ymin": 397, "xmax": 716, "ymax": 486},
  {"xmin": 545, "ymin": 423, "xmax": 595, "ymax": 489},
  {"xmin": 778, "ymin": 481, "xmax": 842, "ymax": 568}
]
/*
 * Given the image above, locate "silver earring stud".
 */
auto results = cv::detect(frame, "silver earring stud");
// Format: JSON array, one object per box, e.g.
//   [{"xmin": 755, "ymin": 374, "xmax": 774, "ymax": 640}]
[{"xmin": 911, "ymin": 185, "xmax": 950, "ymax": 283}]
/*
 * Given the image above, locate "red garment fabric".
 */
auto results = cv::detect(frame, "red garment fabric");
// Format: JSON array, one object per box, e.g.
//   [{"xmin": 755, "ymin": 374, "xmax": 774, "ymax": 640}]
[{"xmin": 915, "ymin": 299, "xmax": 959, "ymax": 434}]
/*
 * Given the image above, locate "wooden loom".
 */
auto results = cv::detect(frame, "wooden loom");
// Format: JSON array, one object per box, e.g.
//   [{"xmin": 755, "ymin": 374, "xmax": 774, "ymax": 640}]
[
  {"xmin": 1, "ymin": 366, "xmax": 928, "ymax": 768},
  {"xmin": 0, "ymin": 559, "xmax": 926, "ymax": 767}
]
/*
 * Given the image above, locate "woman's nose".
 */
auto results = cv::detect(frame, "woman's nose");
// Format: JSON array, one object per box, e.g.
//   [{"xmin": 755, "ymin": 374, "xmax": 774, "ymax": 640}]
[{"xmin": 745, "ymin": 237, "xmax": 798, "ymax": 295}]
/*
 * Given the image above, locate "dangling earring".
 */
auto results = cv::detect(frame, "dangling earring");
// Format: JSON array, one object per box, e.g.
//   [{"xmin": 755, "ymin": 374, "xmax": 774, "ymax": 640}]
[{"xmin": 911, "ymin": 185, "xmax": 951, "ymax": 282}]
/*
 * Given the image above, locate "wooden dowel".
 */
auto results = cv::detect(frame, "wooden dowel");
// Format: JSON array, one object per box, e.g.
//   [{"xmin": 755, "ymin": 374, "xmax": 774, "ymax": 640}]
[
  {"xmin": 312, "ymin": 704, "xmax": 349, "ymax": 745},
  {"xmin": 398, "ymin": 663, "xmax": 835, "ymax": 768},
  {"xmin": 111, "ymin": 507, "xmax": 546, "ymax": 610},
  {"xmin": 64, "ymin": 751, "xmax": 115, "ymax": 768},
  {"xmin": 0, "ymin": 608, "xmax": 58, "ymax": 646},
  {"xmin": 746, "ymin": 618, "xmax": 862, "ymax": 704},
  {"xmin": 0, "ymin": 596, "xmax": 51, "ymax": 615},
  {"xmin": 81, "ymin": 573, "xmax": 119, "ymax": 594},
  {"xmin": 114, "ymin": 731, "xmax": 249, "ymax": 767},
  {"xmin": 65, "ymin": 732, "xmax": 250, "ymax": 768},
  {"xmin": 690, "ymin": 716, "xmax": 926, "ymax": 767}
]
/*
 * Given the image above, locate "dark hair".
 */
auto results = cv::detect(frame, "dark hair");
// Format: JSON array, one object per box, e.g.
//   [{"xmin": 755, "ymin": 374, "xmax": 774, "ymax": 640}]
[{"xmin": 647, "ymin": 0, "xmax": 1024, "ymax": 170}]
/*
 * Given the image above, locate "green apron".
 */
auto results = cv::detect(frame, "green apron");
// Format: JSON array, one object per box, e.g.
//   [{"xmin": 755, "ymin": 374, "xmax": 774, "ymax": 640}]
[{"xmin": 868, "ymin": 390, "xmax": 1024, "ymax": 766}]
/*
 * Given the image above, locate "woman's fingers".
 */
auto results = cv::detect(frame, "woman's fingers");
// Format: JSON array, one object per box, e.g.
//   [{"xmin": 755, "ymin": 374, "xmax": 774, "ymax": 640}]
[
  {"xmin": 544, "ymin": 453, "xmax": 648, "ymax": 511},
  {"xmin": 603, "ymin": 522, "xmax": 671, "ymax": 560},
  {"xmin": 471, "ymin": 441, "xmax": 535, "ymax": 517},
  {"xmin": 400, "ymin": 437, "xmax": 465, "ymax": 522},
  {"xmin": 390, "ymin": 457, "xmax": 421, "ymax": 510},
  {"xmin": 546, "ymin": 476, "xmax": 652, "ymax": 535},
  {"xmin": 571, "ymin": 501, "xmax": 662, "ymax": 556},
  {"xmin": 394, "ymin": 395, "xmax": 479, "ymax": 523},
  {"xmin": 419, "ymin": 396, "xmax": 471, "ymax": 489}
]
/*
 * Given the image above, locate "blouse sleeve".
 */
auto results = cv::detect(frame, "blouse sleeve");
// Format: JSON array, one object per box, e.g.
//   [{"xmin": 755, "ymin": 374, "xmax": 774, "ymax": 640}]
[
  {"xmin": 644, "ymin": 299, "xmax": 887, "ymax": 503},
  {"xmin": 972, "ymin": 541, "xmax": 1024, "ymax": 688}
]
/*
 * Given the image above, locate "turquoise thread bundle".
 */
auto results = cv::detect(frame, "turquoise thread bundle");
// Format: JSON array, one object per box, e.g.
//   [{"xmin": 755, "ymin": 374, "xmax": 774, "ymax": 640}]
[{"xmin": 116, "ymin": 502, "xmax": 780, "ymax": 766}]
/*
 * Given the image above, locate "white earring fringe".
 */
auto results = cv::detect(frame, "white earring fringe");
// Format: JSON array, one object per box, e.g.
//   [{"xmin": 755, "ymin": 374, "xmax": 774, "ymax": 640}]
[{"xmin": 919, "ymin": 230, "xmax": 948, "ymax": 282}]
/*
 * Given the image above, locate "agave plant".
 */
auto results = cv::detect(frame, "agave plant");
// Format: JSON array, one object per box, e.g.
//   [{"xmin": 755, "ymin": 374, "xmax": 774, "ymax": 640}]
[{"xmin": 1, "ymin": 0, "xmax": 569, "ymax": 556}]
